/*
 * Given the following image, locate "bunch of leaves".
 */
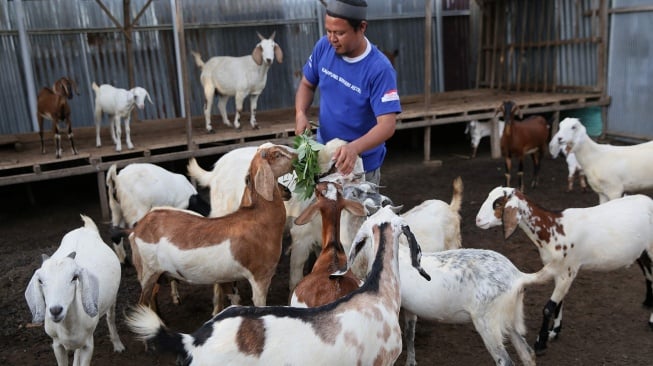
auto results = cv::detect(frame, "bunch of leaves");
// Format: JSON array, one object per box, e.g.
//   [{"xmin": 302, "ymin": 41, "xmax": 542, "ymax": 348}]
[{"xmin": 292, "ymin": 130, "xmax": 324, "ymax": 200}]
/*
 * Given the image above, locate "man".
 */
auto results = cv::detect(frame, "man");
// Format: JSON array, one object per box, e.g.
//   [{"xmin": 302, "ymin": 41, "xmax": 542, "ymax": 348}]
[{"xmin": 295, "ymin": 0, "xmax": 401, "ymax": 185}]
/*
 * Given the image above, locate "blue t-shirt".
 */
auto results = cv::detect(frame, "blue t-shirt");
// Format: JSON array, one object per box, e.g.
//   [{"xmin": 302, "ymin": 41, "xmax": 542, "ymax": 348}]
[{"xmin": 303, "ymin": 36, "xmax": 402, "ymax": 172}]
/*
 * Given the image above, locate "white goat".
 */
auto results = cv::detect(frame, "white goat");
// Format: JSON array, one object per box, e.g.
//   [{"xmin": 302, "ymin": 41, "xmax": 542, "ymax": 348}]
[
  {"xmin": 126, "ymin": 206, "xmax": 430, "ymax": 366},
  {"xmin": 191, "ymin": 31, "xmax": 283, "ymax": 133},
  {"xmin": 25, "ymin": 215, "xmax": 124, "ymax": 366},
  {"xmin": 550, "ymin": 117, "xmax": 653, "ymax": 203},
  {"xmin": 128, "ymin": 143, "xmax": 296, "ymax": 315},
  {"xmin": 398, "ymin": 176, "xmax": 463, "ymax": 253},
  {"xmin": 400, "ymin": 247, "xmax": 553, "ymax": 366},
  {"xmin": 92, "ymin": 82, "xmax": 153, "ymax": 152},
  {"xmin": 106, "ymin": 163, "xmax": 210, "ymax": 265},
  {"xmin": 464, "ymin": 119, "xmax": 505, "ymax": 158},
  {"xmin": 549, "ymin": 136, "xmax": 587, "ymax": 192},
  {"xmin": 476, "ymin": 187, "xmax": 653, "ymax": 354}
]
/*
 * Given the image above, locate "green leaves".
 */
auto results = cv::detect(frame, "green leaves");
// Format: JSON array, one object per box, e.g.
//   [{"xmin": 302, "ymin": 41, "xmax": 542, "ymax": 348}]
[{"xmin": 292, "ymin": 130, "xmax": 324, "ymax": 200}]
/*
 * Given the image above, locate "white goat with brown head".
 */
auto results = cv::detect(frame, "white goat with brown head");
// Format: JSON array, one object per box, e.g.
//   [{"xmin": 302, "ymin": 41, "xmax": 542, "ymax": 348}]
[
  {"xmin": 191, "ymin": 32, "xmax": 283, "ymax": 133},
  {"xmin": 126, "ymin": 206, "xmax": 430, "ymax": 366},
  {"xmin": 127, "ymin": 143, "xmax": 296, "ymax": 315}
]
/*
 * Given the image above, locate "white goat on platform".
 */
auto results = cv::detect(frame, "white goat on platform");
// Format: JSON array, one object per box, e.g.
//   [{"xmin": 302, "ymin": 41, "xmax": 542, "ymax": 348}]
[
  {"xmin": 25, "ymin": 215, "xmax": 124, "ymax": 366},
  {"xmin": 92, "ymin": 82, "xmax": 153, "ymax": 152},
  {"xmin": 191, "ymin": 32, "xmax": 283, "ymax": 133}
]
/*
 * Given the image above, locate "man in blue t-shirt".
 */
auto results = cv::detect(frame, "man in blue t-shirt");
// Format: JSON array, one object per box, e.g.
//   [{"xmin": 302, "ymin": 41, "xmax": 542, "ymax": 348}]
[{"xmin": 295, "ymin": 0, "xmax": 401, "ymax": 185}]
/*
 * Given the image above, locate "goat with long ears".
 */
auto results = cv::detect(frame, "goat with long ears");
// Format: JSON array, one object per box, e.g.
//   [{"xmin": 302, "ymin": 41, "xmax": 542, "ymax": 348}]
[{"xmin": 127, "ymin": 206, "xmax": 429, "ymax": 366}]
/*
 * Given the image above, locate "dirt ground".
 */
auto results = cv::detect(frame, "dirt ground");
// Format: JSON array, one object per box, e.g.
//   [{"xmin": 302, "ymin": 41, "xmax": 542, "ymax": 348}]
[{"xmin": 1, "ymin": 126, "xmax": 652, "ymax": 365}]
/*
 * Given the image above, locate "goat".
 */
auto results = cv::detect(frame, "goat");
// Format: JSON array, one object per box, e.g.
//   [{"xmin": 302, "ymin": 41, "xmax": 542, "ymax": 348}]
[
  {"xmin": 464, "ymin": 119, "xmax": 505, "ymax": 158},
  {"xmin": 25, "ymin": 215, "xmax": 124, "ymax": 366},
  {"xmin": 476, "ymin": 187, "xmax": 653, "ymax": 354},
  {"xmin": 549, "ymin": 135, "xmax": 587, "ymax": 192},
  {"xmin": 126, "ymin": 206, "xmax": 430, "ymax": 366},
  {"xmin": 191, "ymin": 31, "xmax": 283, "ymax": 133},
  {"xmin": 289, "ymin": 181, "xmax": 366, "ymax": 307},
  {"xmin": 398, "ymin": 176, "xmax": 463, "ymax": 253},
  {"xmin": 400, "ymin": 248, "xmax": 554, "ymax": 366},
  {"xmin": 105, "ymin": 163, "xmax": 210, "ymax": 264},
  {"xmin": 496, "ymin": 100, "xmax": 549, "ymax": 191},
  {"xmin": 92, "ymin": 82, "xmax": 153, "ymax": 152},
  {"xmin": 550, "ymin": 117, "xmax": 653, "ymax": 203},
  {"xmin": 127, "ymin": 143, "xmax": 296, "ymax": 315},
  {"xmin": 36, "ymin": 77, "xmax": 79, "ymax": 159}
]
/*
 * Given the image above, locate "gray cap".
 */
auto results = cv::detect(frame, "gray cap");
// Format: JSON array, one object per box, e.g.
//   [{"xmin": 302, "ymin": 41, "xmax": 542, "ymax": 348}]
[{"xmin": 326, "ymin": 0, "xmax": 367, "ymax": 21}]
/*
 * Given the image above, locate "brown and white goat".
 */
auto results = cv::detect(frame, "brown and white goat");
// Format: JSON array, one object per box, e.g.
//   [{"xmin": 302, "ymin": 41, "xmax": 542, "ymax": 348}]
[
  {"xmin": 126, "ymin": 206, "xmax": 430, "ymax": 366},
  {"xmin": 496, "ymin": 100, "xmax": 549, "ymax": 191},
  {"xmin": 290, "ymin": 181, "xmax": 366, "ymax": 307},
  {"xmin": 477, "ymin": 187, "xmax": 653, "ymax": 354},
  {"xmin": 128, "ymin": 143, "xmax": 296, "ymax": 314},
  {"xmin": 37, "ymin": 77, "xmax": 79, "ymax": 159}
]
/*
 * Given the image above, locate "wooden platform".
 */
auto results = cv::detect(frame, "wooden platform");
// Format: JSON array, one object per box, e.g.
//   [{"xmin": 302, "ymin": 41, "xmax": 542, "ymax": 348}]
[{"xmin": 0, "ymin": 88, "xmax": 610, "ymax": 218}]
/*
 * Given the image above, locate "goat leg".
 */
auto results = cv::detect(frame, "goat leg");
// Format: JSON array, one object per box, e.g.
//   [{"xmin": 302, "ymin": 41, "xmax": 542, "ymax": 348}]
[
  {"xmin": 636, "ymin": 252, "xmax": 653, "ymax": 307},
  {"xmin": 534, "ymin": 299, "xmax": 557, "ymax": 354}
]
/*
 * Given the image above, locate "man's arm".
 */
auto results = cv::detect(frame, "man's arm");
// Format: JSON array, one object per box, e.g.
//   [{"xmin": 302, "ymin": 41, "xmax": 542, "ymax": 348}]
[{"xmin": 295, "ymin": 76, "xmax": 316, "ymax": 135}]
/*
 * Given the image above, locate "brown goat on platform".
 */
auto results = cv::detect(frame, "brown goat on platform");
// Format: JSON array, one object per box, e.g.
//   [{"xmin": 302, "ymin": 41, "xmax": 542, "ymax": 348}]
[
  {"xmin": 36, "ymin": 77, "xmax": 79, "ymax": 158},
  {"xmin": 496, "ymin": 100, "xmax": 549, "ymax": 191},
  {"xmin": 289, "ymin": 181, "xmax": 366, "ymax": 307}
]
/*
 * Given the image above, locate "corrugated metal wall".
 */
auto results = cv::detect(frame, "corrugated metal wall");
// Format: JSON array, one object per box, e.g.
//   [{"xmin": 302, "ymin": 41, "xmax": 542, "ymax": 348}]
[
  {"xmin": 0, "ymin": 0, "xmax": 447, "ymax": 136},
  {"xmin": 606, "ymin": 0, "xmax": 653, "ymax": 140}
]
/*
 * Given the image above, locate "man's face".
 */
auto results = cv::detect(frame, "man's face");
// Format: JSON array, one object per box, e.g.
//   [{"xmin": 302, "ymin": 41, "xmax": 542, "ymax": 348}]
[{"xmin": 325, "ymin": 15, "xmax": 366, "ymax": 58}]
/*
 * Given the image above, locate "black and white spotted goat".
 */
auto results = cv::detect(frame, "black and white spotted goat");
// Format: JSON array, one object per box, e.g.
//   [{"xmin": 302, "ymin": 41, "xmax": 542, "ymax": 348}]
[{"xmin": 126, "ymin": 206, "xmax": 430, "ymax": 365}]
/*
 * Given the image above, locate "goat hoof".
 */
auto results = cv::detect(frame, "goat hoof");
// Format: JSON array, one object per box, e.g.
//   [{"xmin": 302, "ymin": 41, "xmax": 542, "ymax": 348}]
[
  {"xmin": 206, "ymin": 129, "xmax": 215, "ymax": 134},
  {"xmin": 252, "ymin": 124, "xmax": 260, "ymax": 130}
]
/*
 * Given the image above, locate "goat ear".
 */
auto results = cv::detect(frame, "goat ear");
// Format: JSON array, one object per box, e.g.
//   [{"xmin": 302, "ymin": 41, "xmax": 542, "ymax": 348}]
[
  {"xmin": 344, "ymin": 199, "xmax": 366, "ymax": 217},
  {"xmin": 146, "ymin": 91, "xmax": 153, "ymax": 105},
  {"xmin": 502, "ymin": 204, "xmax": 520, "ymax": 240},
  {"xmin": 294, "ymin": 200, "xmax": 320, "ymax": 225},
  {"xmin": 68, "ymin": 77, "xmax": 80, "ymax": 95},
  {"xmin": 274, "ymin": 44, "xmax": 284, "ymax": 64},
  {"xmin": 252, "ymin": 45, "xmax": 263, "ymax": 65},
  {"xmin": 402, "ymin": 225, "xmax": 431, "ymax": 281},
  {"xmin": 78, "ymin": 268, "xmax": 100, "ymax": 318},
  {"xmin": 254, "ymin": 158, "xmax": 275, "ymax": 201},
  {"xmin": 25, "ymin": 271, "xmax": 46, "ymax": 324}
]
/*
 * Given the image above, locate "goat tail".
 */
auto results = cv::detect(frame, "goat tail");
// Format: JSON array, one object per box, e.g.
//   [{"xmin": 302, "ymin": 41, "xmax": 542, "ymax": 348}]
[
  {"xmin": 187, "ymin": 158, "xmax": 213, "ymax": 188},
  {"xmin": 191, "ymin": 51, "xmax": 205, "ymax": 69},
  {"xmin": 106, "ymin": 164, "xmax": 119, "ymax": 201},
  {"xmin": 79, "ymin": 214, "xmax": 99, "ymax": 233},
  {"xmin": 91, "ymin": 81, "xmax": 99, "ymax": 93},
  {"xmin": 126, "ymin": 305, "xmax": 191, "ymax": 359},
  {"xmin": 520, "ymin": 262, "xmax": 557, "ymax": 288},
  {"xmin": 449, "ymin": 176, "xmax": 464, "ymax": 214}
]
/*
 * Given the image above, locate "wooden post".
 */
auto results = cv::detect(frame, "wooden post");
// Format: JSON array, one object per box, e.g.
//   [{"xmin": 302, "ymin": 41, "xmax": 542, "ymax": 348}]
[
  {"xmin": 423, "ymin": 0, "xmax": 433, "ymax": 162},
  {"xmin": 174, "ymin": 0, "xmax": 194, "ymax": 149}
]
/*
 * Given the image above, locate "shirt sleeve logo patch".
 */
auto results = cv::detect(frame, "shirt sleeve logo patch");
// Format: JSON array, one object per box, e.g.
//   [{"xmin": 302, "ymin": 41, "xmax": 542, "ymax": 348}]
[{"xmin": 381, "ymin": 89, "xmax": 400, "ymax": 102}]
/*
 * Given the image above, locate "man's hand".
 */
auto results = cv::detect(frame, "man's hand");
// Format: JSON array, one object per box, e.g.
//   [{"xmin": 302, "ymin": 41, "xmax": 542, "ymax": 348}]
[{"xmin": 333, "ymin": 144, "xmax": 359, "ymax": 175}]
